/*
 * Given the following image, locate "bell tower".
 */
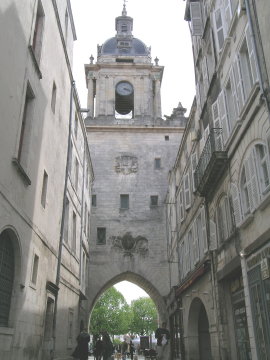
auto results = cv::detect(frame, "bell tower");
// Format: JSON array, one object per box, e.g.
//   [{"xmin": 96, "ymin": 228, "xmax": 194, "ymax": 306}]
[
  {"xmin": 85, "ymin": 3, "xmax": 163, "ymax": 122},
  {"xmin": 84, "ymin": 3, "xmax": 186, "ymax": 322}
]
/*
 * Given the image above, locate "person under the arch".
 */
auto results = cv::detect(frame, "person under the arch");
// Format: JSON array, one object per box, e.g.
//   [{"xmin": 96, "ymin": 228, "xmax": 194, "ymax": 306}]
[{"xmin": 155, "ymin": 322, "xmax": 170, "ymax": 359}]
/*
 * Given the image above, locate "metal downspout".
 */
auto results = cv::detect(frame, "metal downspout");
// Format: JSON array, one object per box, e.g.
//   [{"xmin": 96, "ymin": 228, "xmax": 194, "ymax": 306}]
[
  {"xmin": 52, "ymin": 80, "xmax": 75, "ymax": 358},
  {"xmin": 79, "ymin": 141, "xmax": 86, "ymax": 286}
]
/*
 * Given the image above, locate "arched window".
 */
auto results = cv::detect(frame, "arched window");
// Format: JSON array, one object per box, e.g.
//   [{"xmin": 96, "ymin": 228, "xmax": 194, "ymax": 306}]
[
  {"xmin": 0, "ymin": 230, "xmax": 15, "ymax": 326},
  {"xmin": 216, "ymin": 195, "xmax": 233, "ymax": 243}
]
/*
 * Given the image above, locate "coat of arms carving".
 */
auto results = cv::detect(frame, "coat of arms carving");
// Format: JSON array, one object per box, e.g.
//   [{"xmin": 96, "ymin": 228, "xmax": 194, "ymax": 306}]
[
  {"xmin": 110, "ymin": 232, "xmax": 148, "ymax": 257},
  {"xmin": 115, "ymin": 154, "xmax": 138, "ymax": 175}
]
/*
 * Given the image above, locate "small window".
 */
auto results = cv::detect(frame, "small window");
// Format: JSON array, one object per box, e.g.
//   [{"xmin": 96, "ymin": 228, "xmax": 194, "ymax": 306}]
[
  {"xmin": 121, "ymin": 24, "xmax": 127, "ymax": 32},
  {"xmin": 97, "ymin": 227, "xmax": 106, "ymax": 245},
  {"xmin": 72, "ymin": 211, "xmax": 76, "ymax": 251},
  {"xmin": 165, "ymin": 135, "xmax": 169, "ymax": 141},
  {"xmin": 65, "ymin": 8, "xmax": 69, "ymax": 41},
  {"xmin": 120, "ymin": 194, "xmax": 129, "ymax": 209},
  {"xmin": 64, "ymin": 197, "xmax": 69, "ymax": 242},
  {"xmin": 68, "ymin": 142, "xmax": 73, "ymax": 174},
  {"xmin": 41, "ymin": 170, "xmax": 48, "ymax": 208},
  {"xmin": 155, "ymin": 158, "xmax": 161, "ymax": 169},
  {"xmin": 18, "ymin": 82, "xmax": 35, "ymax": 165},
  {"xmin": 51, "ymin": 82, "xmax": 57, "ymax": 113},
  {"xmin": 92, "ymin": 194, "xmax": 97, "ymax": 207},
  {"xmin": 74, "ymin": 113, "xmax": 78, "ymax": 138},
  {"xmin": 75, "ymin": 157, "xmax": 79, "ymax": 190},
  {"xmin": 31, "ymin": 254, "xmax": 39, "ymax": 285},
  {"xmin": 150, "ymin": 195, "xmax": 158, "ymax": 207},
  {"xmin": 32, "ymin": 0, "xmax": 45, "ymax": 64}
]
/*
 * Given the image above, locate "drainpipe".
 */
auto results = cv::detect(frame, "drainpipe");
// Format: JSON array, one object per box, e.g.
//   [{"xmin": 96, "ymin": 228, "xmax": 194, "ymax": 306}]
[
  {"xmin": 79, "ymin": 141, "xmax": 86, "ymax": 286},
  {"xmin": 52, "ymin": 80, "xmax": 75, "ymax": 358},
  {"xmin": 239, "ymin": 250, "xmax": 258, "ymax": 359},
  {"xmin": 204, "ymin": 199, "xmax": 222, "ymax": 360},
  {"xmin": 244, "ymin": 0, "xmax": 270, "ymax": 121}
]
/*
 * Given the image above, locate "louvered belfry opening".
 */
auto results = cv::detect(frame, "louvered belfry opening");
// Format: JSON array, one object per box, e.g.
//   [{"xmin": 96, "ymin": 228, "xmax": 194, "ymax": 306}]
[{"xmin": 0, "ymin": 230, "xmax": 15, "ymax": 326}]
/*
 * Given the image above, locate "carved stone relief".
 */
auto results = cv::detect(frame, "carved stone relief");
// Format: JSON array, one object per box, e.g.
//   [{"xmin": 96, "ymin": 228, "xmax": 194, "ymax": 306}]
[
  {"xmin": 115, "ymin": 154, "xmax": 138, "ymax": 175},
  {"xmin": 110, "ymin": 232, "xmax": 148, "ymax": 257}
]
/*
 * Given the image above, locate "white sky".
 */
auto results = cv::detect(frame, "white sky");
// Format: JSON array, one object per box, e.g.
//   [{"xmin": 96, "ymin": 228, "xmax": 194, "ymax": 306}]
[
  {"xmin": 114, "ymin": 281, "xmax": 149, "ymax": 304},
  {"xmin": 70, "ymin": 0, "xmax": 195, "ymax": 304},
  {"xmin": 70, "ymin": 0, "xmax": 195, "ymax": 118}
]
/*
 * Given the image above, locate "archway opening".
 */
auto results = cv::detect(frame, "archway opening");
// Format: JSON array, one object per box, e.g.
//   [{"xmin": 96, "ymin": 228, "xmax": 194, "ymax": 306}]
[
  {"xmin": 187, "ymin": 297, "xmax": 212, "ymax": 360},
  {"xmin": 88, "ymin": 279, "xmax": 160, "ymax": 357}
]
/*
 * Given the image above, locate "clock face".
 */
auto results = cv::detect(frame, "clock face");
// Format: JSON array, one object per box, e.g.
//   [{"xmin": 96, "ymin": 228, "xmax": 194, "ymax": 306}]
[{"xmin": 116, "ymin": 82, "xmax": 133, "ymax": 96}]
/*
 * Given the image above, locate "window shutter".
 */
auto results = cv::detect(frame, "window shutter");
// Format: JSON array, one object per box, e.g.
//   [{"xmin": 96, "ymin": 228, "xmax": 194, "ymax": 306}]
[
  {"xmin": 202, "ymin": 56, "xmax": 209, "ymax": 96},
  {"xmin": 245, "ymin": 24, "xmax": 258, "ymax": 85},
  {"xmin": 212, "ymin": 100, "xmax": 223, "ymax": 150},
  {"xmin": 190, "ymin": 2, "xmax": 203, "ymax": 36},
  {"xmin": 230, "ymin": 183, "xmax": 242, "ymax": 226},
  {"xmin": 201, "ymin": 207, "xmax": 208, "ymax": 253},
  {"xmin": 179, "ymin": 188, "xmax": 185, "ymax": 222},
  {"xmin": 218, "ymin": 90, "xmax": 229, "ymax": 143},
  {"xmin": 204, "ymin": 125, "xmax": 210, "ymax": 143},
  {"xmin": 196, "ymin": 82, "xmax": 201, "ymax": 113},
  {"xmin": 223, "ymin": 0, "xmax": 233, "ymax": 33},
  {"xmin": 191, "ymin": 152, "xmax": 198, "ymax": 192},
  {"xmin": 184, "ymin": 173, "xmax": 191, "ymax": 209},
  {"xmin": 214, "ymin": 8, "xmax": 225, "ymax": 51},
  {"xmin": 233, "ymin": 56, "xmax": 244, "ymax": 112},
  {"xmin": 209, "ymin": 219, "xmax": 217, "ymax": 250},
  {"xmin": 230, "ymin": 67, "xmax": 239, "ymax": 116},
  {"xmin": 249, "ymin": 150, "xmax": 260, "ymax": 208}
]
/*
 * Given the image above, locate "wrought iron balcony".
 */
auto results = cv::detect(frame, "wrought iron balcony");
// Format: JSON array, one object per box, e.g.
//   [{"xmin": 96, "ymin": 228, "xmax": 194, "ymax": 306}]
[{"xmin": 194, "ymin": 128, "xmax": 228, "ymax": 197}]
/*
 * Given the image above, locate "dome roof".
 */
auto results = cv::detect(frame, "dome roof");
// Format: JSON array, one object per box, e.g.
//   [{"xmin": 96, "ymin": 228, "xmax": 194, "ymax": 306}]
[{"xmin": 101, "ymin": 37, "xmax": 149, "ymax": 56}]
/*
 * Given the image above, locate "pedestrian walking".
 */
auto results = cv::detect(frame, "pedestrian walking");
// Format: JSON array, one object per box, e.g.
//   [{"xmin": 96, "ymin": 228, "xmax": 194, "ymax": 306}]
[
  {"xmin": 129, "ymin": 340, "xmax": 135, "ymax": 360},
  {"xmin": 72, "ymin": 328, "xmax": 90, "ymax": 360},
  {"xmin": 94, "ymin": 336, "xmax": 104, "ymax": 360},
  {"xmin": 102, "ymin": 330, "xmax": 114, "ymax": 360},
  {"xmin": 155, "ymin": 322, "xmax": 170, "ymax": 360}
]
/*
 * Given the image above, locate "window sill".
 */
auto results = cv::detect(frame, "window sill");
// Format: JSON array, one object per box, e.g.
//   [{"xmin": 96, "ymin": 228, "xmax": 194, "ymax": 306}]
[
  {"xmin": 240, "ymin": 213, "xmax": 254, "ymax": 229},
  {"xmin": 0, "ymin": 327, "xmax": 14, "ymax": 335},
  {"xmin": 12, "ymin": 158, "xmax": 31, "ymax": 186},
  {"xmin": 28, "ymin": 45, "xmax": 42, "ymax": 79},
  {"xmin": 258, "ymin": 190, "xmax": 270, "ymax": 211}
]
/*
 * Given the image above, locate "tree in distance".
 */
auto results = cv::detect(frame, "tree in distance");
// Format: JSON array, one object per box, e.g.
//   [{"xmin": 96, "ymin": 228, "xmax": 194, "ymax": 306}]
[
  {"xmin": 129, "ymin": 297, "xmax": 158, "ymax": 336},
  {"xmin": 90, "ymin": 287, "xmax": 132, "ymax": 338}
]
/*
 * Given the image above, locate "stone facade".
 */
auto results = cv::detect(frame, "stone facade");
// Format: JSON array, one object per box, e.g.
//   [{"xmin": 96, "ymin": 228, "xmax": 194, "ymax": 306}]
[
  {"xmin": 167, "ymin": 1, "xmax": 270, "ymax": 359},
  {"xmin": 0, "ymin": 1, "xmax": 93, "ymax": 359}
]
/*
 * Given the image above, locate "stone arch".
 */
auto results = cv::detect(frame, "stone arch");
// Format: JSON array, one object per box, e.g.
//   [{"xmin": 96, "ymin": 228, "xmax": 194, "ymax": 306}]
[
  {"xmin": 87, "ymin": 271, "xmax": 167, "ymax": 326},
  {"xmin": 0, "ymin": 226, "xmax": 21, "ymax": 327},
  {"xmin": 187, "ymin": 297, "xmax": 212, "ymax": 360}
]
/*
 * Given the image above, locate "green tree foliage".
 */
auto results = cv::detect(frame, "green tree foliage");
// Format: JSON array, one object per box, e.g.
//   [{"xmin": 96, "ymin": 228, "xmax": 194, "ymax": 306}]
[
  {"xmin": 130, "ymin": 297, "xmax": 158, "ymax": 336},
  {"xmin": 90, "ymin": 287, "xmax": 132, "ymax": 336}
]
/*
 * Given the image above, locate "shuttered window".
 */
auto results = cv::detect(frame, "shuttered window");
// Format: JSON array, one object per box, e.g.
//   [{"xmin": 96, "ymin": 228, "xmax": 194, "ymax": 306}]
[
  {"xmin": 0, "ymin": 230, "xmax": 15, "ymax": 326},
  {"xmin": 212, "ymin": 100, "xmax": 223, "ymax": 150},
  {"xmin": 184, "ymin": 173, "xmax": 191, "ymax": 209},
  {"xmin": 230, "ymin": 183, "xmax": 242, "ymax": 226},
  {"xmin": 213, "ymin": 8, "xmax": 225, "ymax": 51},
  {"xmin": 190, "ymin": 2, "xmax": 203, "ymax": 36}
]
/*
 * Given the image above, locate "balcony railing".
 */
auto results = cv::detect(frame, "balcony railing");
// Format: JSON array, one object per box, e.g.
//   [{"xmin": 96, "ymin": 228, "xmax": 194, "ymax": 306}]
[{"xmin": 195, "ymin": 128, "xmax": 228, "ymax": 196}]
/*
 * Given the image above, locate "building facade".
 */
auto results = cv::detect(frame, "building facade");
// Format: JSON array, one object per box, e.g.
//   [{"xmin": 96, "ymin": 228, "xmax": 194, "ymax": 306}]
[
  {"xmin": 167, "ymin": 0, "xmax": 270, "ymax": 359},
  {"xmin": 0, "ymin": 1, "xmax": 93, "ymax": 359}
]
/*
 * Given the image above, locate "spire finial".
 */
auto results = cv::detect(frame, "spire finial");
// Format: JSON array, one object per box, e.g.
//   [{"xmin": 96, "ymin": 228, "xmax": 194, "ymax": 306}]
[{"xmin": 122, "ymin": 0, "xmax": 127, "ymax": 16}]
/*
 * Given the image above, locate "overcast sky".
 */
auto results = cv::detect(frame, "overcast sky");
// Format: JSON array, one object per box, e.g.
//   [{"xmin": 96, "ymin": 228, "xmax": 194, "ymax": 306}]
[
  {"xmin": 70, "ymin": 0, "xmax": 195, "ymax": 303},
  {"xmin": 71, "ymin": 0, "xmax": 195, "ymax": 117}
]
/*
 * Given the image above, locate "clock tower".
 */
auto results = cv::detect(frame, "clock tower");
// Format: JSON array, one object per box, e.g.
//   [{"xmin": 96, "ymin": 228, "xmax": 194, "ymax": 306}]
[
  {"xmin": 84, "ymin": 4, "xmax": 186, "ymax": 320},
  {"xmin": 85, "ymin": 3, "xmax": 163, "ymax": 122}
]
